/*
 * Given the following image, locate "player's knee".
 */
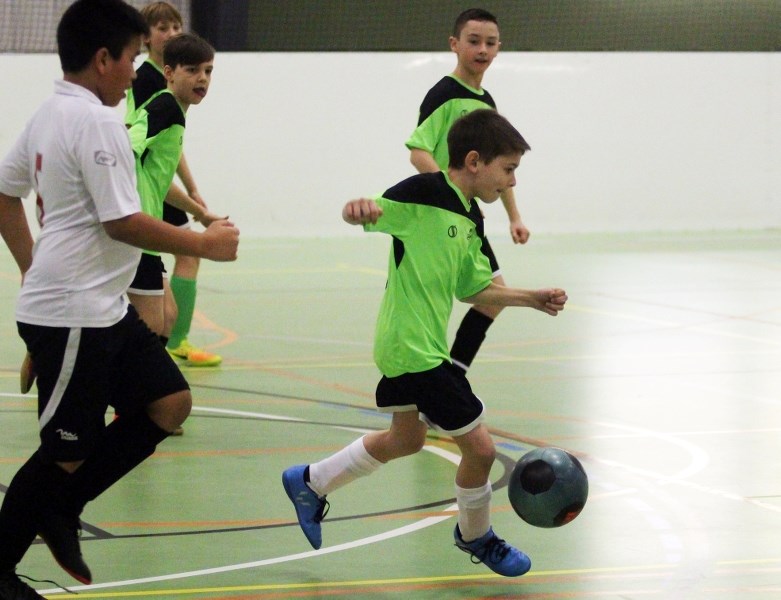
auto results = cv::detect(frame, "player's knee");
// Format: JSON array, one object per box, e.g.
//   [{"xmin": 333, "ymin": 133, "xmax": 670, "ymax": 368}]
[
  {"xmin": 397, "ymin": 428, "xmax": 427, "ymax": 456},
  {"xmin": 405, "ymin": 434, "xmax": 427, "ymax": 456},
  {"xmin": 461, "ymin": 440, "xmax": 496, "ymax": 472},
  {"xmin": 147, "ymin": 390, "xmax": 191, "ymax": 432}
]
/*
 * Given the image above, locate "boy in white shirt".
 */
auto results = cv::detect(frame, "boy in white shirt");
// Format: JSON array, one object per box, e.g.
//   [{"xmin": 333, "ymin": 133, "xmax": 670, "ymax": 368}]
[{"xmin": 0, "ymin": 0, "xmax": 239, "ymax": 595}]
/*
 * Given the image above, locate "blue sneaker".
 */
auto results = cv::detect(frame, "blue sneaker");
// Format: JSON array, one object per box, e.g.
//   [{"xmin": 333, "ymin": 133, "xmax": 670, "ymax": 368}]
[
  {"xmin": 454, "ymin": 525, "xmax": 531, "ymax": 577},
  {"xmin": 282, "ymin": 465, "xmax": 329, "ymax": 549}
]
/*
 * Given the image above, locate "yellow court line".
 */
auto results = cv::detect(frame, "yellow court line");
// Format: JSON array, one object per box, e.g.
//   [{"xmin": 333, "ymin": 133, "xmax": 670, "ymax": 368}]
[{"xmin": 44, "ymin": 564, "xmax": 676, "ymax": 598}]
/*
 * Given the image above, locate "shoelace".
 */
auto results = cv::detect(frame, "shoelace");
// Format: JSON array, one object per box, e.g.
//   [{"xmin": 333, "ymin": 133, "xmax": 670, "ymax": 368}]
[
  {"xmin": 457, "ymin": 534, "xmax": 511, "ymax": 566},
  {"xmin": 314, "ymin": 498, "xmax": 330, "ymax": 523},
  {"xmin": 17, "ymin": 572, "xmax": 76, "ymax": 596}
]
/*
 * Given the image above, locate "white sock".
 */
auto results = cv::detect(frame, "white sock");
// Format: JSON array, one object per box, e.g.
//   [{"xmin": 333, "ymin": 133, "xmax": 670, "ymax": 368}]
[
  {"xmin": 308, "ymin": 436, "xmax": 382, "ymax": 496},
  {"xmin": 455, "ymin": 482, "xmax": 492, "ymax": 542}
]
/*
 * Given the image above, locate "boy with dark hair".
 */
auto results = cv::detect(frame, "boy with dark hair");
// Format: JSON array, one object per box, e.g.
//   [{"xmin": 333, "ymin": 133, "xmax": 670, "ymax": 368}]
[
  {"xmin": 406, "ymin": 8, "xmax": 529, "ymax": 373},
  {"xmin": 126, "ymin": 33, "xmax": 218, "ymax": 346},
  {"xmin": 0, "ymin": 0, "xmax": 238, "ymax": 596},
  {"xmin": 127, "ymin": 1, "xmax": 223, "ymax": 367},
  {"xmin": 283, "ymin": 109, "xmax": 566, "ymax": 578}
]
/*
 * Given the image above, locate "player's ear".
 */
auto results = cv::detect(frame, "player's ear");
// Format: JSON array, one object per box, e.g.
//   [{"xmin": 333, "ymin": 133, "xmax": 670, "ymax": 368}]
[
  {"xmin": 93, "ymin": 47, "xmax": 111, "ymax": 74},
  {"xmin": 163, "ymin": 64, "xmax": 174, "ymax": 81},
  {"xmin": 449, "ymin": 35, "xmax": 459, "ymax": 52},
  {"xmin": 465, "ymin": 150, "xmax": 481, "ymax": 171}
]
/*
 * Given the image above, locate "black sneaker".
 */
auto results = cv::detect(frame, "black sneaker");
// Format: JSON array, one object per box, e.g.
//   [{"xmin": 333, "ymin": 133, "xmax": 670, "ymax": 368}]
[
  {"xmin": 37, "ymin": 512, "xmax": 92, "ymax": 584},
  {"xmin": 0, "ymin": 571, "xmax": 44, "ymax": 600}
]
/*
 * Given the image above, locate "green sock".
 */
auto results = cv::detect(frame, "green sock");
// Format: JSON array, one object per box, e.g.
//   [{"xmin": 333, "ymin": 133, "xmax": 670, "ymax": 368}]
[{"xmin": 168, "ymin": 276, "xmax": 197, "ymax": 349}]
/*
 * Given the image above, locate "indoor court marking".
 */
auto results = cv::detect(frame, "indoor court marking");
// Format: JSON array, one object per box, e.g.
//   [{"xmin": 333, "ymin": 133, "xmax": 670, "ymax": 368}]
[{"xmin": 1, "ymin": 231, "xmax": 780, "ymax": 599}]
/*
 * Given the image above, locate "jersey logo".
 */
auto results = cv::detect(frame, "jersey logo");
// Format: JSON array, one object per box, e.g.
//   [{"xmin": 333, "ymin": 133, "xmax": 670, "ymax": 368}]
[
  {"xmin": 448, "ymin": 225, "xmax": 458, "ymax": 238},
  {"xmin": 94, "ymin": 150, "xmax": 117, "ymax": 167},
  {"xmin": 56, "ymin": 429, "xmax": 79, "ymax": 441},
  {"xmin": 467, "ymin": 227, "xmax": 475, "ymax": 241}
]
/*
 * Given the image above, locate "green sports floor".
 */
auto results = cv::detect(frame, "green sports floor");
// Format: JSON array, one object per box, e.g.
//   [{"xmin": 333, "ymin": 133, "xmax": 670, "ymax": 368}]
[{"xmin": 1, "ymin": 231, "xmax": 780, "ymax": 599}]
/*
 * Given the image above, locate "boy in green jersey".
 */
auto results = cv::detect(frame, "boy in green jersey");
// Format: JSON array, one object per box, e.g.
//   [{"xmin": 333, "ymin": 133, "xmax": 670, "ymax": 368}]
[
  {"xmin": 406, "ymin": 8, "xmax": 529, "ymax": 374},
  {"xmin": 283, "ymin": 109, "xmax": 567, "ymax": 578},
  {"xmin": 126, "ymin": 33, "xmax": 220, "ymax": 344},
  {"xmin": 127, "ymin": 2, "xmax": 223, "ymax": 367}
]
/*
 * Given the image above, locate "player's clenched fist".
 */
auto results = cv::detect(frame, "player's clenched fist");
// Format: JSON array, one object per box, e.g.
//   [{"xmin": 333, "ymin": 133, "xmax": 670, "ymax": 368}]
[
  {"xmin": 343, "ymin": 198, "xmax": 383, "ymax": 225},
  {"xmin": 202, "ymin": 219, "xmax": 239, "ymax": 261}
]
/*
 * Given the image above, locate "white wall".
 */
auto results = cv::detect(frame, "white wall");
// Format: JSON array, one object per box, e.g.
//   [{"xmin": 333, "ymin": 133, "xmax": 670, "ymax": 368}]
[{"xmin": 1, "ymin": 52, "xmax": 779, "ymax": 238}]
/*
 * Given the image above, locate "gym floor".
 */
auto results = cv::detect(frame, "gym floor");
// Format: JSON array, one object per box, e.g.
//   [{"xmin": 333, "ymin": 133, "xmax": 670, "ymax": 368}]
[{"xmin": 1, "ymin": 230, "xmax": 780, "ymax": 599}]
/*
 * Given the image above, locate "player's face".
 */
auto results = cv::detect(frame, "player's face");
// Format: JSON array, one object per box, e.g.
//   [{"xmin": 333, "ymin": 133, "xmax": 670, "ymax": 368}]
[
  {"xmin": 166, "ymin": 60, "xmax": 214, "ymax": 109},
  {"xmin": 97, "ymin": 35, "xmax": 143, "ymax": 107},
  {"xmin": 146, "ymin": 20, "xmax": 183, "ymax": 61},
  {"xmin": 450, "ymin": 20, "xmax": 501, "ymax": 77},
  {"xmin": 474, "ymin": 153, "xmax": 521, "ymax": 203}
]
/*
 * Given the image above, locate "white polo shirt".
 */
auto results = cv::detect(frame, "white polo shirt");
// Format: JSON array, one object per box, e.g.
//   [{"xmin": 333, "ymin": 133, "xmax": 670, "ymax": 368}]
[{"xmin": 0, "ymin": 80, "xmax": 142, "ymax": 327}]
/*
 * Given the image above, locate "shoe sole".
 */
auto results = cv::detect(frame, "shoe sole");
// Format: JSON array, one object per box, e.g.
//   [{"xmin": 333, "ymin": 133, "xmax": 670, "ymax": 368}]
[
  {"xmin": 39, "ymin": 534, "xmax": 92, "ymax": 585},
  {"xmin": 184, "ymin": 359, "xmax": 222, "ymax": 367}
]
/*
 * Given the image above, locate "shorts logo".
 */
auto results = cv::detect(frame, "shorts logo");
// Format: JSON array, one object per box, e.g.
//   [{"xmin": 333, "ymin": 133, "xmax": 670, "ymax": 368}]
[
  {"xmin": 94, "ymin": 150, "xmax": 117, "ymax": 167},
  {"xmin": 448, "ymin": 225, "xmax": 458, "ymax": 238},
  {"xmin": 56, "ymin": 429, "xmax": 79, "ymax": 441}
]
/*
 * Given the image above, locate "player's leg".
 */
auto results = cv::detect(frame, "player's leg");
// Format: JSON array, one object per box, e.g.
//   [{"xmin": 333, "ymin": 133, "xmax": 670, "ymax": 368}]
[
  {"xmin": 162, "ymin": 275, "xmax": 178, "ymax": 340},
  {"xmin": 127, "ymin": 253, "xmax": 167, "ymax": 339},
  {"xmin": 39, "ymin": 307, "xmax": 190, "ymax": 580},
  {"xmin": 450, "ymin": 235, "xmax": 504, "ymax": 371},
  {"xmin": 164, "ymin": 203, "xmax": 221, "ymax": 366},
  {"xmin": 452, "ymin": 426, "xmax": 531, "ymax": 577},
  {"xmin": 1, "ymin": 322, "xmax": 115, "ymax": 584},
  {"xmin": 282, "ymin": 369, "xmax": 435, "ymax": 550},
  {"xmin": 282, "ymin": 410, "xmax": 424, "ymax": 550},
  {"xmin": 167, "ymin": 254, "xmax": 198, "ymax": 351}
]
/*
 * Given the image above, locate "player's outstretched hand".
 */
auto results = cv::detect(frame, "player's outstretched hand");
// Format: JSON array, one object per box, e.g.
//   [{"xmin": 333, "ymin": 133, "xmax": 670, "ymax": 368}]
[
  {"xmin": 202, "ymin": 219, "xmax": 239, "ymax": 261},
  {"xmin": 535, "ymin": 288, "xmax": 568, "ymax": 316},
  {"xmin": 343, "ymin": 198, "xmax": 383, "ymax": 225}
]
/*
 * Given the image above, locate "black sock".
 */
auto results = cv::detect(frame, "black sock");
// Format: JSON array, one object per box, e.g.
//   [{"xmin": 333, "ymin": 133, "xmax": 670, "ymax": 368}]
[
  {"xmin": 62, "ymin": 411, "xmax": 170, "ymax": 515},
  {"xmin": 450, "ymin": 308, "xmax": 494, "ymax": 370},
  {"xmin": 158, "ymin": 335, "xmax": 169, "ymax": 347},
  {"xmin": 0, "ymin": 451, "xmax": 66, "ymax": 570}
]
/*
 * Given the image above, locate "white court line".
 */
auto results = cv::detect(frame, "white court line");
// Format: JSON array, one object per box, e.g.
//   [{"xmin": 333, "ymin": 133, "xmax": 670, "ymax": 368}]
[{"xmin": 40, "ymin": 406, "xmax": 463, "ymax": 595}]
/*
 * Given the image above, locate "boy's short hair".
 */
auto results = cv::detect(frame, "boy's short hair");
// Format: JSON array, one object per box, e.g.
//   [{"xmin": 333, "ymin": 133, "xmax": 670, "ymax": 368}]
[
  {"xmin": 140, "ymin": 1, "xmax": 183, "ymax": 27},
  {"xmin": 163, "ymin": 33, "xmax": 215, "ymax": 69},
  {"xmin": 453, "ymin": 8, "xmax": 499, "ymax": 38},
  {"xmin": 57, "ymin": 0, "xmax": 148, "ymax": 73},
  {"xmin": 448, "ymin": 109, "xmax": 530, "ymax": 168}
]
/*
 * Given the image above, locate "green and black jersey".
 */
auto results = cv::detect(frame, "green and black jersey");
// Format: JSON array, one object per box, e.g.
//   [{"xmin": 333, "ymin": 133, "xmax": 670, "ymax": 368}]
[
  {"xmin": 128, "ymin": 89, "xmax": 185, "ymax": 254},
  {"xmin": 125, "ymin": 59, "xmax": 166, "ymax": 124},
  {"xmin": 365, "ymin": 172, "xmax": 494, "ymax": 377},
  {"xmin": 406, "ymin": 75, "xmax": 497, "ymax": 170}
]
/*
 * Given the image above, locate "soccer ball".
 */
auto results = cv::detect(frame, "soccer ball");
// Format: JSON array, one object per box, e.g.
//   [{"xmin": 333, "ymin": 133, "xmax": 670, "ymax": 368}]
[{"xmin": 508, "ymin": 447, "xmax": 588, "ymax": 528}]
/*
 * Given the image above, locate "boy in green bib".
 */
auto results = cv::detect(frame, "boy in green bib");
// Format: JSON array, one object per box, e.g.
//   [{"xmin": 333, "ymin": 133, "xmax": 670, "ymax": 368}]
[
  {"xmin": 127, "ymin": 2, "xmax": 223, "ymax": 367},
  {"xmin": 284, "ymin": 109, "xmax": 567, "ymax": 578},
  {"xmin": 406, "ymin": 8, "xmax": 530, "ymax": 374},
  {"xmin": 126, "ymin": 33, "xmax": 219, "ymax": 346}
]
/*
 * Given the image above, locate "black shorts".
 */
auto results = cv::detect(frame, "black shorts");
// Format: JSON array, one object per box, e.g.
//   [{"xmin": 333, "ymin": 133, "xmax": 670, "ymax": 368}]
[
  {"xmin": 17, "ymin": 305, "xmax": 189, "ymax": 462},
  {"xmin": 480, "ymin": 235, "xmax": 500, "ymax": 276},
  {"xmin": 375, "ymin": 361, "xmax": 485, "ymax": 436},
  {"xmin": 163, "ymin": 203, "xmax": 190, "ymax": 228},
  {"xmin": 128, "ymin": 253, "xmax": 166, "ymax": 295}
]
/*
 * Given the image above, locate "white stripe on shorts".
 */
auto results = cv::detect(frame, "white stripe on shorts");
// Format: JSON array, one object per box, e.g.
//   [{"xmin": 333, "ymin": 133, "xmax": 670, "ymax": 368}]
[{"xmin": 39, "ymin": 327, "xmax": 81, "ymax": 431}]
